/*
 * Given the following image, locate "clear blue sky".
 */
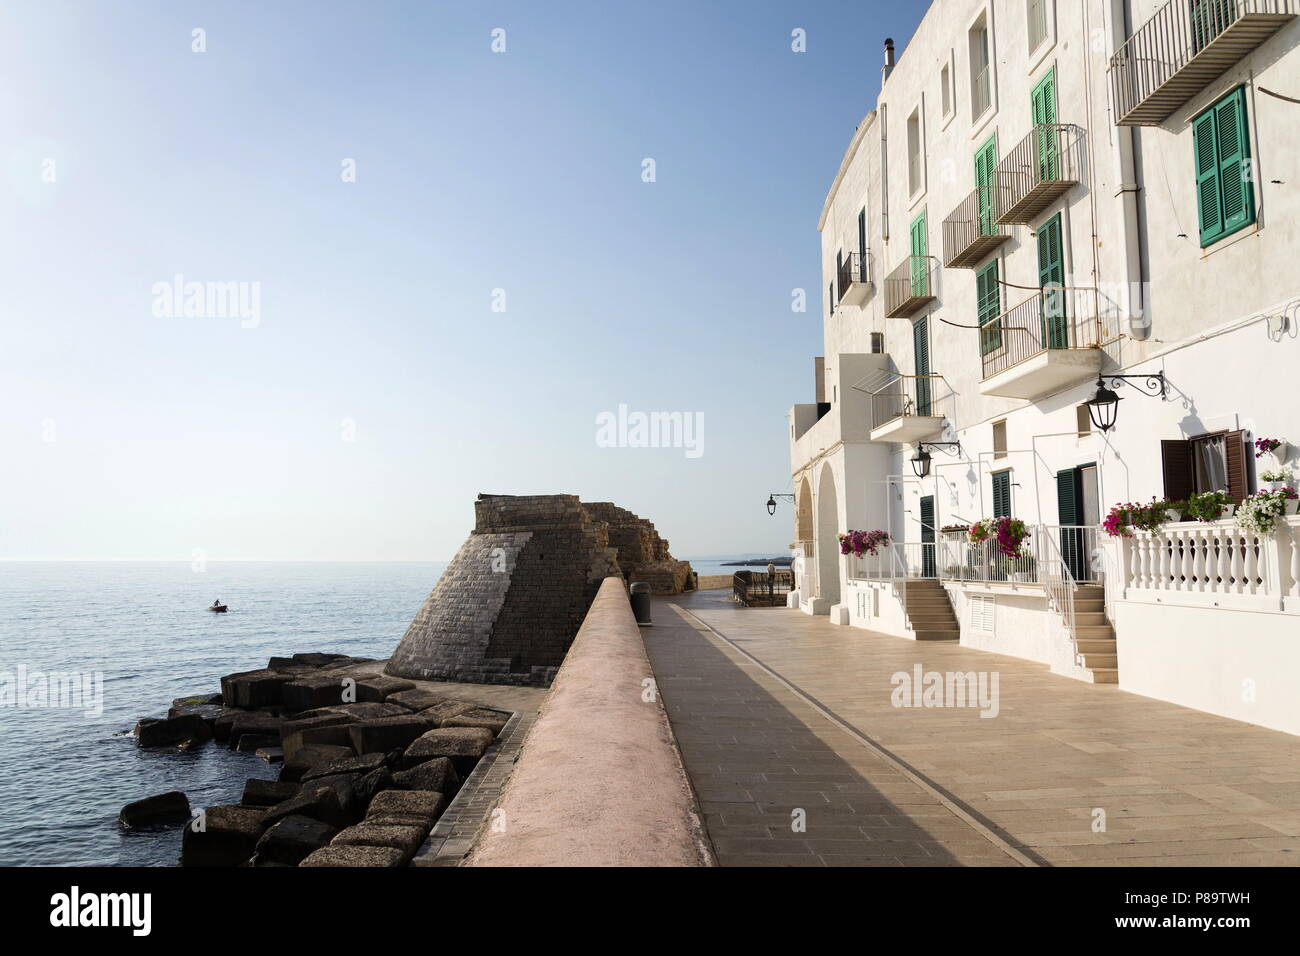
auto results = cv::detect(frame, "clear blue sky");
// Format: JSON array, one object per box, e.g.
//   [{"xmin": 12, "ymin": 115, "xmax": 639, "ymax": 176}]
[{"xmin": 0, "ymin": 0, "xmax": 927, "ymax": 561}]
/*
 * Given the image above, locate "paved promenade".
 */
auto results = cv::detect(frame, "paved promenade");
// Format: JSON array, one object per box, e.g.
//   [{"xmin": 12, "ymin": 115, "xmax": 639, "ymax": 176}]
[{"xmin": 643, "ymin": 590, "xmax": 1300, "ymax": 867}]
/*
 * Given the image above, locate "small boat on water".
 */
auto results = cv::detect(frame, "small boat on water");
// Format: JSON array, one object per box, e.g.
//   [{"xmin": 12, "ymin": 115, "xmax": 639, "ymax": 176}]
[{"xmin": 208, "ymin": 604, "xmax": 228, "ymax": 613}]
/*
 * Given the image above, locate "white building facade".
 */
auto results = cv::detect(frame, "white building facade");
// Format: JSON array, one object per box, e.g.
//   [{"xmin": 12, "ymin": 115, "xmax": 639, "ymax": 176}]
[{"xmin": 787, "ymin": 0, "xmax": 1300, "ymax": 736}]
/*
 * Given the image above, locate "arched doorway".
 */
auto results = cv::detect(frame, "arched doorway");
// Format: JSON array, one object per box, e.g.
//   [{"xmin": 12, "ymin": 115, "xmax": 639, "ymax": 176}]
[
  {"xmin": 794, "ymin": 475, "xmax": 814, "ymax": 595},
  {"xmin": 816, "ymin": 463, "xmax": 841, "ymax": 607}
]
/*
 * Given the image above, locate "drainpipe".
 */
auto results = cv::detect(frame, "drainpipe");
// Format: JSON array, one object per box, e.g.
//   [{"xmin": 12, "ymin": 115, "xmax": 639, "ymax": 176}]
[{"xmin": 1107, "ymin": 0, "xmax": 1148, "ymax": 340}]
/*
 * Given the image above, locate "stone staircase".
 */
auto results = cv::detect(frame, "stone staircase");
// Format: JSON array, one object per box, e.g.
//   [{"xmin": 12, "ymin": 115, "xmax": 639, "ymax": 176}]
[
  {"xmin": 904, "ymin": 580, "xmax": 960, "ymax": 641},
  {"xmin": 1071, "ymin": 584, "xmax": 1118, "ymax": 684}
]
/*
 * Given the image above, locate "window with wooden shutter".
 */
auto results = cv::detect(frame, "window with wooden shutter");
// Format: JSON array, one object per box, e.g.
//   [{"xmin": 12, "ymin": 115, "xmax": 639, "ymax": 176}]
[
  {"xmin": 913, "ymin": 316, "xmax": 932, "ymax": 416},
  {"xmin": 1224, "ymin": 429, "xmax": 1248, "ymax": 503},
  {"xmin": 992, "ymin": 419, "xmax": 1007, "ymax": 459},
  {"xmin": 1193, "ymin": 87, "xmax": 1255, "ymax": 248},
  {"xmin": 1161, "ymin": 439, "xmax": 1195, "ymax": 503},
  {"xmin": 1037, "ymin": 214, "xmax": 1068, "ymax": 348},
  {"xmin": 977, "ymin": 261, "xmax": 1002, "ymax": 355},
  {"xmin": 992, "ymin": 470, "xmax": 1012, "ymax": 518}
]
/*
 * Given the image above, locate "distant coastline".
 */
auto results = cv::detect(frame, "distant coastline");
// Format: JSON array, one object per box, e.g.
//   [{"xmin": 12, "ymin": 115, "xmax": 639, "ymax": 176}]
[{"xmin": 719, "ymin": 557, "xmax": 793, "ymax": 568}]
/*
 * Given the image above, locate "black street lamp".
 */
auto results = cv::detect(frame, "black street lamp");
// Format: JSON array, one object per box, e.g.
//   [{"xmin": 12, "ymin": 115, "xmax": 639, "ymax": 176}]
[
  {"xmin": 1085, "ymin": 372, "xmax": 1167, "ymax": 432},
  {"xmin": 766, "ymin": 493, "xmax": 795, "ymax": 516},
  {"xmin": 910, "ymin": 442, "xmax": 962, "ymax": 478}
]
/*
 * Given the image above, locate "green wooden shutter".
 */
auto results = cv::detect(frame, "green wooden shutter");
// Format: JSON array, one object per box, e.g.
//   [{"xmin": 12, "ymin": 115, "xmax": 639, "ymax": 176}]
[
  {"xmin": 1195, "ymin": 87, "xmax": 1254, "ymax": 247},
  {"xmin": 1215, "ymin": 89, "xmax": 1253, "ymax": 236},
  {"xmin": 913, "ymin": 316, "xmax": 931, "ymax": 416},
  {"xmin": 1056, "ymin": 468, "xmax": 1080, "ymax": 525},
  {"xmin": 1194, "ymin": 110, "xmax": 1223, "ymax": 245},
  {"xmin": 992, "ymin": 471, "xmax": 1011, "ymax": 518},
  {"xmin": 858, "ymin": 208, "xmax": 867, "ymax": 268},
  {"xmin": 977, "ymin": 261, "xmax": 1001, "ymax": 356},
  {"xmin": 975, "ymin": 136, "xmax": 998, "ymax": 235},
  {"xmin": 1037, "ymin": 214, "xmax": 1068, "ymax": 348},
  {"xmin": 1031, "ymin": 68, "xmax": 1058, "ymax": 180},
  {"xmin": 909, "ymin": 212, "xmax": 928, "ymax": 297},
  {"xmin": 920, "ymin": 495, "xmax": 936, "ymax": 577}
]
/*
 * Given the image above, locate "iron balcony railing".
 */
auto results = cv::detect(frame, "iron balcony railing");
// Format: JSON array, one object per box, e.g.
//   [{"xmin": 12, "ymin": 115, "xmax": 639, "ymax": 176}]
[
  {"xmin": 979, "ymin": 286, "xmax": 1102, "ymax": 380},
  {"xmin": 870, "ymin": 373, "xmax": 946, "ymax": 426},
  {"xmin": 836, "ymin": 251, "xmax": 873, "ymax": 302},
  {"xmin": 732, "ymin": 569, "xmax": 794, "ymax": 607},
  {"xmin": 972, "ymin": 64, "xmax": 992, "ymax": 117},
  {"xmin": 994, "ymin": 124, "xmax": 1084, "ymax": 224},
  {"xmin": 883, "ymin": 255, "xmax": 937, "ymax": 318},
  {"xmin": 1110, "ymin": 0, "xmax": 1297, "ymax": 126},
  {"xmin": 942, "ymin": 185, "xmax": 1011, "ymax": 268}
]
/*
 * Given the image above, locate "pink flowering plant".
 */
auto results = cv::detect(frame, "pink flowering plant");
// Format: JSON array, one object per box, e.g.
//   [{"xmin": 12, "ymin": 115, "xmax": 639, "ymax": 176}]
[
  {"xmin": 968, "ymin": 517, "xmax": 1030, "ymax": 559},
  {"xmin": 1103, "ymin": 499, "xmax": 1171, "ymax": 537},
  {"xmin": 1254, "ymin": 437, "xmax": 1283, "ymax": 459},
  {"xmin": 838, "ymin": 529, "xmax": 892, "ymax": 557}
]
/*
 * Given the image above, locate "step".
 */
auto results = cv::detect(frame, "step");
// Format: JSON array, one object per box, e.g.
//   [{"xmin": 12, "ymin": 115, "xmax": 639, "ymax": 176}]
[
  {"xmin": 908, "ymin": 608, "xmax": 957, "ymax": 620},
  {"xmin": 1079, "ymin": 653, "xmax": 1118, "ymax": 669},
  {"xmin": 1075, "ymin": 639, "xmax": 1117, "ymax": 654},
  {"xmin": 1076, "ymin": 585, "xmax": 1106, "ymax": 597},
  {"xmin": 913, "ymin": 629, "xmax": 960, "ymax": 642},
  {"xmin": 1075, "ymin": 599, "xmax": 1105, "ymax": 612},
  {"xmin": 1075, "ymin": 611, "xmax": 1109, "ymax": 626},
  {"xmin": 1080, "ymin": 667, "xmax": 1119, "ymax": 684},
  {"xmin": 1076, "ymin": 624, "xmax": 1115, "ymax": 639},
  {"xmin": 905, "ymin": 594, "xmax": 954, "ymax": 605}
]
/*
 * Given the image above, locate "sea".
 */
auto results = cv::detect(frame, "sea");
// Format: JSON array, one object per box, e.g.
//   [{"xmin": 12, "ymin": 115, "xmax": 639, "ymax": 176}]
[{"xmin": 0, "ymin": 556, "xmax": 751, "ymax": 866}]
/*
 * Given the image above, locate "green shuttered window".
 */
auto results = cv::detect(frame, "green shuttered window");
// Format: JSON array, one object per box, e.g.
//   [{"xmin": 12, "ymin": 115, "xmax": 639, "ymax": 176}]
[
  {"xmin": 976, "ymin": 261, "xmax": 1002, "ymax": 356},
  {"xmin": 1193, "ymin": 87, "xmax": 1254, "ymax": 248},
  {"xmin": 992, "ymin": 471, "xmax": 1012, "ymax": 519}
]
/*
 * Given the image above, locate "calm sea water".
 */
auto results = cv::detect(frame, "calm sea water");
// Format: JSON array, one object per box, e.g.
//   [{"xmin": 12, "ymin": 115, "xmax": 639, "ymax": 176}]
[{"xmin": 0, "ymin": 562, "xmax": 443, "ymax": 867}]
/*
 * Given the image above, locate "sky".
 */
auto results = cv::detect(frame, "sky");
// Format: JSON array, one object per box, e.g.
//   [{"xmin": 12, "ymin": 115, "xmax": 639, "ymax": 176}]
[{"xmin": 0, "ymin": 0, "xmax": 928, "ymax": 561}]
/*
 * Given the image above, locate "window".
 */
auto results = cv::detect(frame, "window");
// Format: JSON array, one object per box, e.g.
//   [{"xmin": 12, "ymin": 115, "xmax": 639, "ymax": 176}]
[
  {"xmin": 858, "ymin": 208, "xmax": 868, "ymax": 280},
  {"xmin": 1037, "ymin": 214, "xmax": 1068, "ymax": 347},
  {"xmin": 975, "ymin": 136, "xmax": 998, "ymax": 235},
  {"xmin": 969, "ymin": 20, "xmax": 992, "ymax": 118},
  {"xmin": 992, "ymin": 420, "xmax": 1007, "ymax": 459},
  {"xmin": 870, "ymin": 332, "xmax": 885, "ymax": 354},
  {"xmin": 992, "ymin": 470, "xmax": 1012, "ymax": 518},
  {"xmin": 913, "ymin": 316, "xmax": 932, "ymax": 416},
  {"xmin": 1193, "ymin": 86, "xmax": 1255, "ymax": 248},
  {"xmin": 941, "ymin": 63, "xmax": 953, "ymax": 118},
  {"xmin": 1027, "ymin": 0, "xmax": 1049, "ymax": 53},
  {"xmin": 1161, "ymin": 430, "xmax": 1249, "ymax": 504},
  {"xmin": 1076, "ymin": 404, "xmax": 1091, "ymax": 437},
  {"xmin": 907, "ymin": 108, "xmax": 924, "ymax": 196},
  {"xmin": 828, "ymin": 281, "xmax": 834, "ymax": 315},
  {"xmin": 977, "ymin": 260, "xmax": 1002, "ymax": 355}
]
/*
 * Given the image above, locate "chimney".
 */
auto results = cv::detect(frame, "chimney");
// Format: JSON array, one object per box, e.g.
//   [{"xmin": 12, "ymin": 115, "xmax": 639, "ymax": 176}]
[{"xmin": 882, "ymin": 38, "xmax": 895, "ymax": 86}]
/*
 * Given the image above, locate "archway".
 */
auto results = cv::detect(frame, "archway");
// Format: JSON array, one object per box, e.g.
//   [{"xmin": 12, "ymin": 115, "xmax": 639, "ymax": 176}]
[
  {"xmin": 794, "ymin": 475, "xmax": 814, "ymax": 595},
  {"xmin": 816, "ymin": 463, "xmax": 841, "ymax": 606}
]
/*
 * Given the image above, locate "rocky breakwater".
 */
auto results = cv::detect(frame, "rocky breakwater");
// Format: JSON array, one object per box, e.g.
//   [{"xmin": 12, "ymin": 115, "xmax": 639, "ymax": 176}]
[{"xmin": 125, "ymin": 653, "xmax": 511, "ymax": 867}]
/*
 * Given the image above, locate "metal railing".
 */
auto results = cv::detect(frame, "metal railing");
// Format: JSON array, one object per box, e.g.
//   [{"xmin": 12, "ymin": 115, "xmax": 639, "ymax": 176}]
[
  {"xmin": 1110, "ymin": 0, "xmax": 1298, "ymax": 124},
  {"xmin": 732, "ymin": 570, "xmax": 795, "ymax": 607},
  {"xmin": 1046, "ymin": 524, "xmax": 1103, "ymax": 584},
  {"xmin": 938, "ymin": 532, "xmax": 1040, "ymax": 585},
  {"xmin": 994, "ymin": 124, "xmax": 1084, "ymax": 223},
  {"xmin": 883, "ymin": 255, "xmax": 937, "ymax": 318},
  {"xmin": 1040, "ymin": 526, "xmax": 1081, "ymax": 661},
  {"xmin": 972, "ymin": 64, "xmax": 992, "ymax": 117},
  {"xmin": 979, "ymin": 286, "xmax": 1105, "ymax": 380},
  {"xmin": 836, "ymin": 251, "xmax": 872, "ymax": 301},
  {"xmin": 870, "ymin": 373, "xmax": 947, "ymax": 425},
  {"xmin": 1028, "ymin": 0, "xmax": 1049, "ymax": 51},
  {"xmin": 942, "ymin": 184, "xmax": 1010, "ymax": 268}
]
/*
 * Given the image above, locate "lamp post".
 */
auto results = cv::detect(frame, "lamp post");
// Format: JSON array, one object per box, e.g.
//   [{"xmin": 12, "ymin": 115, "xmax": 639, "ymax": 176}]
[
  {"xmin": 766, "ymin": 493, "xmax": 795, "ymax": 516},
  {"xmin": 910, "ymin": 442, "xmax": 962, "ymax": 479},
  {"xmin": 1085, "ymin": 372, "xmax": 1167, "ymax": 432}
]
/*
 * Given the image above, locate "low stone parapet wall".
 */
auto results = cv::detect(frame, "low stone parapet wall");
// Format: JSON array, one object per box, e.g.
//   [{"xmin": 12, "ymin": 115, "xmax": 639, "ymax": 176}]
[{"xmin": 465, "ymin": 577, "xmax": 712, "ymax": 866}]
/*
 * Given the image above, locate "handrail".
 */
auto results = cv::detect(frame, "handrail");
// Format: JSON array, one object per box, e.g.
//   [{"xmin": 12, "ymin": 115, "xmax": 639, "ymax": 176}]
[
  {"xmin": 1039, "ymin": 526, "xmax": 1081, "ymax": 664},
  {"xmin": 883, "ymin": 255, "xmax": 937, "ymax": 317},
  {"xmin": 942, "ymin": 184, "xmax": 1009, "ymax": 267},
  {"xmin": 836, "ymin": 251, "xmax": 872, "ymax": 301},
  {"xmin": 1109, "ymin": 0, "xmax": 1298, "ymax": 123},
  {"xmin": 979, "ymin": 287, "xmax": 1102, "ymax": 380},
  {"xmin": 994, "ymin": 124, "xmax": 1084, "ymax": 222}
]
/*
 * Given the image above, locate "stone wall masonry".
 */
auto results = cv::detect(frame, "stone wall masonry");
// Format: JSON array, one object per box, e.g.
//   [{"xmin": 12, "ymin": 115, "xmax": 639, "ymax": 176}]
[{"xmin": 386, "ymin": 494, "xmax": 690, "ymax": 687}]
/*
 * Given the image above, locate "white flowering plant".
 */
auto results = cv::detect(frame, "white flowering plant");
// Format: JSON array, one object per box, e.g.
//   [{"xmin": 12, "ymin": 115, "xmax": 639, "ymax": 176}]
[{"xmin": 1235, "ymin": 489, "xmax": 1293, "ymax": 536}]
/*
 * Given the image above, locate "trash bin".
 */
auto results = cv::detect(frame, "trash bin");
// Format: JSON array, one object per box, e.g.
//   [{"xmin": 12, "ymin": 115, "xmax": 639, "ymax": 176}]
[{"xmin": 629, "ymin": 582, "xmax": 652, "ymax": 626}]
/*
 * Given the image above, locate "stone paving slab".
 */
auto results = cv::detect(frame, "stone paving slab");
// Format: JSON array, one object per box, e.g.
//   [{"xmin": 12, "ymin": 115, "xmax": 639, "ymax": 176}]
[{"xmin": 644, "ymin": 590, "xmax": 1300, "ymax": 867}]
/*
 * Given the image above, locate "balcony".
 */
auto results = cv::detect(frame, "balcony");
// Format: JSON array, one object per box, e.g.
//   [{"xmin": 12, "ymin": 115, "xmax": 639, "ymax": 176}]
[
  {"xmin": 979, "ymin": 287, "xmax": 1108, "ymax": 399},
  {"xmin": 836, "ymin": 251, "xmax": 873, "ymax": 308},
  {"xmin": 883, "ymin": 256, "xmax": 937, "ymax": 318},
  {"xmin": 942, "ymin": 186, "xmax": 1011, "ymax": 268},
  {"xmin": 1110, "ymin": 0, "xmax": 1297, "ymax": 126},
  {"xmin": 866, "ymin": 373, "xmax": 948, "ymax": 443},
  {"xmin": 994, "ymin": 125, "xmax": 1084, "ymax": 224}
]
